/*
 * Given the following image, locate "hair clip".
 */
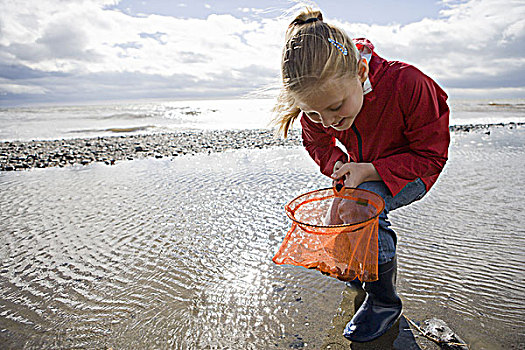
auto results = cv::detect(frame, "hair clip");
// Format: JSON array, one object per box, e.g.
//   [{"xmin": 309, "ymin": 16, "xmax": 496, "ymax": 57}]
[{"xmin": 328, "ymin": 38, "xmax": 348, "ymax": 56}]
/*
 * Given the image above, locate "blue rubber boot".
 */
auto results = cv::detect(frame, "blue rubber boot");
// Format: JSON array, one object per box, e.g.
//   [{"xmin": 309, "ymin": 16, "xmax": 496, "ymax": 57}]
[{"xmin": 343, "ymin": 257, "xmax": 402, "ymax": 342}]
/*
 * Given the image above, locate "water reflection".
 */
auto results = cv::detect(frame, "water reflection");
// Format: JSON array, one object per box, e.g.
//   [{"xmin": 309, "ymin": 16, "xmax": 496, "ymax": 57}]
[{"xmin": 0, "ymin": 126, "xmax": 524, "ymax": 349}]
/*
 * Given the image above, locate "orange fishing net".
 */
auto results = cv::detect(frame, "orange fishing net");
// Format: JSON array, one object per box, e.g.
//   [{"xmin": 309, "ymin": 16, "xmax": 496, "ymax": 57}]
[{"xmin": 273, "ymin": 187, "xmax": 385, "ymax": 282}]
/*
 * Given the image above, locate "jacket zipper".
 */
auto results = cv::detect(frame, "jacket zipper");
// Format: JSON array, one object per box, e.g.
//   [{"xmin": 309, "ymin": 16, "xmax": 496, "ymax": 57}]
[{"xmin": 351, "ymin": 124, "xmax": 364, "ymax": 162}]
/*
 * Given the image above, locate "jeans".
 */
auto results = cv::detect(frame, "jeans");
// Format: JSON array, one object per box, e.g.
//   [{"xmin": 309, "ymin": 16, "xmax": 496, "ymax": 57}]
[{"xmin": 357, "ymin": 179, "xmax": 427, "ymax": 265}]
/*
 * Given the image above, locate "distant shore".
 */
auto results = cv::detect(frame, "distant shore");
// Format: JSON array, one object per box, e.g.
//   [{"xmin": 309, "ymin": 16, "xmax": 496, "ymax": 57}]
[{"xmin": 0, "ymin": 122, "xmax": 522, "ymax": 172}]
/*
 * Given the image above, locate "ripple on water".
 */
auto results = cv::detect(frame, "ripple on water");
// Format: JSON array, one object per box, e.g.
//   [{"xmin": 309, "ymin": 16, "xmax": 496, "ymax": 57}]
[{"xmin": 1, "ymin": 127, "xmax": 524, "ymax": 349}]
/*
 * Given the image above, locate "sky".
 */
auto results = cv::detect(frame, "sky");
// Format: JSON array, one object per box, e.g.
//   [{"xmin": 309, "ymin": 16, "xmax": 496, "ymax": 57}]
[{"xmin": 0, "ymin": 0, "xmax": 524, "ymax": 106}]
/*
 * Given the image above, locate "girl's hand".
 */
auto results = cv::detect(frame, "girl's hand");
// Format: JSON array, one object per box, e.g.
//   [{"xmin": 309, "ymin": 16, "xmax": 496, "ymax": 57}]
[
  {"xmin": 331, "ymin": 161, "xmax": 381, "ymax": 188},
  {"xmin": 332, "ymin": 161, "xmax": 346, "ymax": 189}
]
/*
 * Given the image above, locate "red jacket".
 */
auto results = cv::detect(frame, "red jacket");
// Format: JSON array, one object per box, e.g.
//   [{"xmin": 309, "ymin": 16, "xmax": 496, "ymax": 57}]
[{"xmin": 301, "ymin": 39, "xmax": 450, "ymax": 196}]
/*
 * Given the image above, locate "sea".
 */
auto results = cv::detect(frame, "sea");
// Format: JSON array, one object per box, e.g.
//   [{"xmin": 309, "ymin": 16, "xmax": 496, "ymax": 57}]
[
  {"xmin": 0, "ymin": 97, "xmax": 524, "ymax": 141},
  {"xmin": 0, "ymin": 97, "xmax": 524, "ymax": 349}
]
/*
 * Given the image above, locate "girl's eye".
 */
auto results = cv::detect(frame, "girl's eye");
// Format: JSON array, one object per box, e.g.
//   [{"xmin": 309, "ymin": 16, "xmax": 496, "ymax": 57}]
[{"xmin": 330, "ymin": 103, "xmax": 343, "ymax": 112}]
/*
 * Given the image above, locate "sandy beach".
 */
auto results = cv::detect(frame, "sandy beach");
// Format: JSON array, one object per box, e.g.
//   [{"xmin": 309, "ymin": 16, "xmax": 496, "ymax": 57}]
[{"xmin": 1, "ymin": 124, "xmax": 524, "ymax": 349}]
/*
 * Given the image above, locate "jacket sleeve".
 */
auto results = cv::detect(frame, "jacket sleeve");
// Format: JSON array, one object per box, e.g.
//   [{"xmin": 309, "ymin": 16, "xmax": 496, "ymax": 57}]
[
  {"xmin": 372, "ymin": 67, "xmax": 450, "ymax": 196},
  {"xmin": 300, "ymin": 113, "xmax": 349, "ymax": 178}
]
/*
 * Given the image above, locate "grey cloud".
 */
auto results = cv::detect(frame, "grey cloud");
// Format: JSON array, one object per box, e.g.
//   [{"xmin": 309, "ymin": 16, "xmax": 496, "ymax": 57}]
[
  {"xmin": 0, "ymin": 64, "xmax": 278, "ymax": 106},
  {"xmin": 5, "ymin": 21, "xmax": 102, "ymax": 63},
  {"xmin": 441, "ymin": 69, "xmax": 525, "ymax": 89},
  {"xmin": 0, "ymin": 62, "xmax": 67, "ymax": 79},
  {"xmin": 37, "ymin": 22, "xmax": 89, "ymax": 57},
  {"xmin": 5, "ymin": 43, "xmax": 51, "ymax": 63}
]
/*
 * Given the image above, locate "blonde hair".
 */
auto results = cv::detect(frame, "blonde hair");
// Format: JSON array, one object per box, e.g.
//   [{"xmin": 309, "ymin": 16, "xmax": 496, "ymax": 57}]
[{"xmin": 273, "ymin": 8, "xmax": 360, "ymax": 137}]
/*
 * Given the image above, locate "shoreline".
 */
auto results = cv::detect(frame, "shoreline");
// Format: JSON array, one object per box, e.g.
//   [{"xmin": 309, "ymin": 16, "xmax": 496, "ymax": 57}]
[{"xmin": 0, "ymin": 122, "xmax": 522, "ymax": 172}]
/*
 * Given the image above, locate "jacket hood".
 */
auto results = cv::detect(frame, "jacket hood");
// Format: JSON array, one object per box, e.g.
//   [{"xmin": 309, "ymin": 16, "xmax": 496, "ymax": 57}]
[{"xmin": 353, "ymin": 38, "xmax": 389, "ymax": 88}]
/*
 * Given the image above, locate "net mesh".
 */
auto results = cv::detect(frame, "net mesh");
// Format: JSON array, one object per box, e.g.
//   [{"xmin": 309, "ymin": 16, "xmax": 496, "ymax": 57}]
[{"xmin": 272, "ymin": 187, "xmax": 385, "ymax": 282}]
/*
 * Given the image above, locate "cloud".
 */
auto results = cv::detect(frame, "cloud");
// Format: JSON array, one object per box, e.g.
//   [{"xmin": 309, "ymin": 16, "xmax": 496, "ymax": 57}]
[
  {"xmin": 0, "ymin": 0, "xmax": 285, "ymax": 105},
  {"xmin": 0, "ymin": 79, "xmax": 48, "ymax": 95},
  {"xmin": 5, "ymin": 22, "xmax": 102, "ymax": 64},
  {"xmin": 0, "ymin": 0, "xmax": 523, "ymax": 105},
  {"xmin": 334, "ymin": 0, "xmax": 525, "ymax": 91}
]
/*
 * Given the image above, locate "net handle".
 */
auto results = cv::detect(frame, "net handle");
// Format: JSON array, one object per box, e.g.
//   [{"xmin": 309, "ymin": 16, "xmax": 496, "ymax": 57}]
[{"xmin": 334, "ymin": 178, "xmax": 345, "ymax": 193}]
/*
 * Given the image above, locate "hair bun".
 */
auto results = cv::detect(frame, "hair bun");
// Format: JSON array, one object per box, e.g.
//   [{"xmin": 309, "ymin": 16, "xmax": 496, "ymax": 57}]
[
  {"xmin": 304, "ymin": 17, "xmax": 319, "ymax": 24},
  {"xmin": 291, "ymin": 10, "xmax": 323, "ymax": 26}
]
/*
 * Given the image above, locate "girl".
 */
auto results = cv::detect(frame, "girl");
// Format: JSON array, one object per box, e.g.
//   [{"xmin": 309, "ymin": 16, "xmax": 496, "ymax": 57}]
[{"xmin": 273, "ymin": 9, "xmax": 450, "ymax": 343}]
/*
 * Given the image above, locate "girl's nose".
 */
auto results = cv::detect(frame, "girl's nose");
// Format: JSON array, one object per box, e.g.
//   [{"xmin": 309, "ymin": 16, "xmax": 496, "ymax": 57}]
[{"xmin": 321, "ymin": 113, "xmax": 337, "ymax": 128}]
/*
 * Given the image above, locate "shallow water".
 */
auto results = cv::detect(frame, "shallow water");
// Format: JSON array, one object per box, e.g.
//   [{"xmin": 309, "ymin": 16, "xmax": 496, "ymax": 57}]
[
  {"xmin": 0, "ymin": 99, "xmax": 276, "ymax": 141},
  {"xmin": 0, "ymin": 126, "xmax": 524, "ymax": 349},
  {"xmin": 1, "ymin": 98, "xmax": 525, "ymax": 141}
]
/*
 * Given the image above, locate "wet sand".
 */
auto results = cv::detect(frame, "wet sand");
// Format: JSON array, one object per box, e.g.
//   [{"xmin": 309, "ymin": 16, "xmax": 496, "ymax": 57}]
[{"xmin": 1, "ymin": 124, "xmax": 524, "ymax": 349}]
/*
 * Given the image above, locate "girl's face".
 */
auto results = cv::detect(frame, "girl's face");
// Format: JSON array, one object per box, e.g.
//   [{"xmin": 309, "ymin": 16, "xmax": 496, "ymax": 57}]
[{"xmin": 297, "ymin": 60, "xmax": 369, "ymax": 131}]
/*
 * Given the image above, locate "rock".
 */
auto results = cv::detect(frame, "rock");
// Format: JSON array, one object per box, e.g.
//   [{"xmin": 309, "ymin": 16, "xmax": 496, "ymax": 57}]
[
  {"xmin": 289, "ymin": 339, "xmax": 305, "ymax": 349},
  {"xmin": 420, "ymin": 318, "xmax": 469, "ymax": 350}
]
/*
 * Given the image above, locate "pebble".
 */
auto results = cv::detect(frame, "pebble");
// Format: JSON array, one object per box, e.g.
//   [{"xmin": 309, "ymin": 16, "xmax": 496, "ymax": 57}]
[
  {"xmin": 1, "ymin": 123, "xmax": 521, "ymax": 172},
  {"xmin": 0, "ymin": 129, "xmax": 301, "ymax": 172}
]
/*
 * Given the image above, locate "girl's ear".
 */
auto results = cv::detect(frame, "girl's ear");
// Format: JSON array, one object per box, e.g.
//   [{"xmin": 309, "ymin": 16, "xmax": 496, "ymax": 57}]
[{"xmin": 357, "ymin": 58, "xmax": 369, "ymax": 83}]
